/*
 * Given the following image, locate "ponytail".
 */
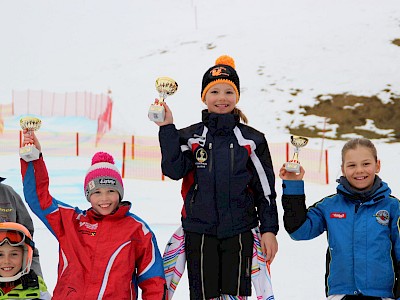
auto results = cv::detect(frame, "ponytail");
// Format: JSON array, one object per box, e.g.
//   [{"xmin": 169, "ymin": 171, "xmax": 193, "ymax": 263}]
[{"xmin": 233, "ymin": 107, "xmax": 248, "ymax": 124}]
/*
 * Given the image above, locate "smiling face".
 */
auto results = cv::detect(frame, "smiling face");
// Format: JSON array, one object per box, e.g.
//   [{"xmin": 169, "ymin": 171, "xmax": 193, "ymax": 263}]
[
  {"xmin": 341, "ymin": 145, "xmax": 381, "ymax": 191},
  {"xmin": 0, "ymin": 243, "xmax": 23, "ymax": 278},
  {"xmin": 204, "ymin": 83, "xmax": 237, "ymax": 114},
  {"xmin": 89, "ymin": 187, "xmax": 120, "ymax": 215}
]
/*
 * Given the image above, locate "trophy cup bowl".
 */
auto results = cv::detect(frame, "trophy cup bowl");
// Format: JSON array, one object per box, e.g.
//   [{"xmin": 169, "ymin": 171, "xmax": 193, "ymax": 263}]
[
  {"xmin": 285, "ymin": 135, "xmax": 309, "ymax": 173},
  {"xmin": 148, "ymin": 77, "xmax": 178, "ymax": 122},
  {"xmin": 19, "ymin": 117, "xmax": 41, "ymax": 162}
]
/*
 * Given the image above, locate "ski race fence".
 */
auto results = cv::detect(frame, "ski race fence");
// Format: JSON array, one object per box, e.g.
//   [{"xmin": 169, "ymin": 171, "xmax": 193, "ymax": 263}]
[
  {"xmin": 0, "ymin": 129, "xmax": 329, "ymax": 185},
  {"xmin": 0, "ymin": 89, "xmax": 113, "ymax": 145}
]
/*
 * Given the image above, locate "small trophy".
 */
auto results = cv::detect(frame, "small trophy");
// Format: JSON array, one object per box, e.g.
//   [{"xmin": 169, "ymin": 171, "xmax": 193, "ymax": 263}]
[
  {"xmin": 19, "ymin": 117, "xmax": 41, "ymax": 162},
  {"xmin": 148, "ymin": 76, "xmax": 178, "ymax": 122},
  {"xmin": 285, "ymin": 135, "xmax": 309, "ymax": 173}
]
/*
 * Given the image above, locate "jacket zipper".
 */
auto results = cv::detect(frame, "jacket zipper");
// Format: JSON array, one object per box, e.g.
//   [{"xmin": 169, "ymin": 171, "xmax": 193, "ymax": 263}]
[
  {"xmin": 230, "ymin": 143, "xmax": 234, "ymax": 173},
  {"xmin": 190, "ymin": 183, "xmax": 198, "ymax": 214},
  {"xmin": 245, "ymin": 256, "xmax": 251, "ymax": 277},
  {"xmin": 208, "ymin": 143, "xmax": 213, "ymax": 173},
  {"xmin": 355, "ymin": 203, "xmax": 361, "ymax": 213}
]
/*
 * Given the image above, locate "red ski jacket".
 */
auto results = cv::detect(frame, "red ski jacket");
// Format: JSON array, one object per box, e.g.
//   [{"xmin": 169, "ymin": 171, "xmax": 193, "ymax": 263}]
[{"xmin": 21, "ymin": 156, "xmax": 166, "ymax": 300}]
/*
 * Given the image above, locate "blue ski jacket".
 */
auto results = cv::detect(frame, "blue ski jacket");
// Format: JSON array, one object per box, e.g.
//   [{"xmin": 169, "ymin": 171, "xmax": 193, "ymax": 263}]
[
  {"xmin": 159, "ymin": 111, "xmax": 278, "ymax": 239},
  {"xmin": 281, "ymin": 176, "xmax": 400, "ymax": 298}
]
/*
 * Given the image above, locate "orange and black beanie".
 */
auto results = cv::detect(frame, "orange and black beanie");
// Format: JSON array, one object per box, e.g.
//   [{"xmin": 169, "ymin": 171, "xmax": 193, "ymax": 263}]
[{"xmin": 201, "ymin": 55, "xmax": 240, "ymax": 103}]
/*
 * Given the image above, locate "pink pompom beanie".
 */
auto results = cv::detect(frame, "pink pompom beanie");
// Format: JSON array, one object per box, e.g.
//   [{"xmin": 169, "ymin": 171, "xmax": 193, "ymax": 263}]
[{"xmin": 84, "ymin": 152, "xmax": 124, "ymax": 201}]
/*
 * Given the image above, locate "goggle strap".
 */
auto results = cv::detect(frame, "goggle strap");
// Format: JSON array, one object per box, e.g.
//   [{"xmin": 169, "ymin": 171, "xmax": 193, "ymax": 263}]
[{"xmin": 25, "ymin": 236, "xmax": 35, "ymax": 250}]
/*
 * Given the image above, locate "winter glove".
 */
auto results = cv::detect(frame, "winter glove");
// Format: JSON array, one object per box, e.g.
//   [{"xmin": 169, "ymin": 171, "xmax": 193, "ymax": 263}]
[{"xmin": 20, "ymin": 270, "xmax": 39, "ymax": 289}]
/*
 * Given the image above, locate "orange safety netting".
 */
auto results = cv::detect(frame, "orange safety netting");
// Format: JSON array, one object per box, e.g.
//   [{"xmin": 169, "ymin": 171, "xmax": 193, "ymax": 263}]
[
  {"xmin": 0, "ymin": 130, "xmax": 329, "ymax": 185},
  {"xmin": 0, "ymin": 90, "xmax": 112, "ymax": 144}
]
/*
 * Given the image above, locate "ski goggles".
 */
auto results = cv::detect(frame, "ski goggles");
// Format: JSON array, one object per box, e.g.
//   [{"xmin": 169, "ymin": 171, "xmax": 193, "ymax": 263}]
[{"xmin": 0, "ymin": 229, "xmax": 34, "ymax": 249}]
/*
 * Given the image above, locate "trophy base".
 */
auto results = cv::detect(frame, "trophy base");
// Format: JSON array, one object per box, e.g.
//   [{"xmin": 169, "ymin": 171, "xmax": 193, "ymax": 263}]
[
  {"xmin": 285, "ymin": 161, "xmax": 300, "ymax": 173},
  {"xmin": 148, "ymin": 104, "xmax": 165, "ymax": 122},
  {"xmin": 19, "ymin": 145, "xmax": 40, "ymax": 162}
]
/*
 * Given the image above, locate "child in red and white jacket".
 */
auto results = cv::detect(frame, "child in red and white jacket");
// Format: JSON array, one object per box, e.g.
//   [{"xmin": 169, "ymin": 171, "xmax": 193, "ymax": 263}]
[{"xmin": 21, "ymin": 130, "xmax": 166, "ymax": 300}]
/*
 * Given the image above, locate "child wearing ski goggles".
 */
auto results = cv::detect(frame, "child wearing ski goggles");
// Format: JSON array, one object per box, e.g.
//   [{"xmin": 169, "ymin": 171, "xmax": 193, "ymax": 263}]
[
  {"xmin": 0, "ymin": 222, "xmax": 51, "ymax": 299},
  {"xmin": 0, "ymin": 229, "xmax": 34, "ymax": 248}
]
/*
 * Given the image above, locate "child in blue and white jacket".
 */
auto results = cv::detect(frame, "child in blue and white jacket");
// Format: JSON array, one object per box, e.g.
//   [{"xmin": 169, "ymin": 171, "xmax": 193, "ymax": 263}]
[{"xmin": 279, "ymin": 138, "xmax": 400, "ymax": 300}]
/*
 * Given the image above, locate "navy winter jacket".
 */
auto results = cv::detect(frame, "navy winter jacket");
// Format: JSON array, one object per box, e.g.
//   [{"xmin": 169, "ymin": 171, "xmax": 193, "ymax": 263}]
[
  {"xmin": 159, "ymin": 111, "xmax": 278, "ymax": 238},
  {"xmin": 281, "ymin": 176, "xmax": 400, "ymax": 298}
]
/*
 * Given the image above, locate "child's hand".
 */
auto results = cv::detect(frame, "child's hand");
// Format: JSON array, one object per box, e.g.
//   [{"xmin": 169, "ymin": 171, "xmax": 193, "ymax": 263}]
[
  {"xmin": 261, "ymin": 232, "xmax": 278, "ymax": 263},
  {"xmin": 22, "ymin": 129, "xmax": 42, "ymax": 152},
  {"xmin": 278, "ymin": 164, "xmax": 305, "ymax": 180},
  {"xmin": 154, "ymin": 101, "xmax": 174, "ymax": 127}
]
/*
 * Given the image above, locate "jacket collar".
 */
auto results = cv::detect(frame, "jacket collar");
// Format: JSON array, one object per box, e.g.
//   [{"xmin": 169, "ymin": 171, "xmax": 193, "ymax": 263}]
[
  {"xmin": 88, "ymin": 201, "xmax": 131, "ymax": 219},
  {"xmin": 201, "ymin": 110, "xmax": 239, "ymax": 136},
  {"xmin": 336, "ymin": 175, "xmax": 388, "ymax": 203}
]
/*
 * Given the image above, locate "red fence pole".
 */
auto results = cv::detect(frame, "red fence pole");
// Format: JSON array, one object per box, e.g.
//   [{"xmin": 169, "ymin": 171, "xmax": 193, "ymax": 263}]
[
  {"xmin": 76, "ymin": 132, "xmax": 79, "ymax": 156},
  {"xmin": 325, "ymin": 149, "xmax": 329, "ymax": 184},
  {"xmin": 122, "ymin": 142, "xmax": 126, "ymax": 178}
]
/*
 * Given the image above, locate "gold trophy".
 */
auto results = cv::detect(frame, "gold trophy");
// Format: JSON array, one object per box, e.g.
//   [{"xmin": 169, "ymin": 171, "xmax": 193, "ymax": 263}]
[
  {"xmin": 148, "ymin": 76, "xmax": 178, "ymax": 122},
  {"xmin": 285, "ymin": 135, "xmax": 308, "ymax": 173},
  {"xmin": 19, "ymin": 117, "xmax": 41, "ymax": 162}
]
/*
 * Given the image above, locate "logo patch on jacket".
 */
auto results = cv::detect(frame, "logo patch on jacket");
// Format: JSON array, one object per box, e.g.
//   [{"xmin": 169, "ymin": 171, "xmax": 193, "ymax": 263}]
[
  {"xmin": 195, "ymin": 148, "xmax": 208, "ymax": 168},
  {"xmin": 79, "ymin": 221, "xmax": 98, "ymax": 230},
  {"xmin": 373, "ymin": 210, "xmax": 389, "ymax": 226},
  {"xmin": 330, "ymin": 212, "xmax": 346, "ymax": 219},
  {"xmin": 79, "ymin": 222, "xmax": 98, "ymax": 236}
]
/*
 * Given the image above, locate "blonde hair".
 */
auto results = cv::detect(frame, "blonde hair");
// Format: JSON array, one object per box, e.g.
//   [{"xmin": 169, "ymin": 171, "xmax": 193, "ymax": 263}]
[
  {"xmin": 233, "ymin": 107, "xmax": 248, "ymax": 124},
  {"xmin": 341, "ymin": 138, "xmax": 377, "ymax": 164}
]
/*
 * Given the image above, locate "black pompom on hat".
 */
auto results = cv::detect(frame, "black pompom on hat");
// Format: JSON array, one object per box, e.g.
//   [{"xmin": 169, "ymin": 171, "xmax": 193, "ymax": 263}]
[{"xmin": 201, "ymin": 55, "xmax": 240, "ymax": 103}]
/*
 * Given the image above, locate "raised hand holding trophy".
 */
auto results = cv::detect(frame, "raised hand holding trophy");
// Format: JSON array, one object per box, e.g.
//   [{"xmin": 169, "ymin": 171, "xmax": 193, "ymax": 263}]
[
  {"xmin": 285, "ymin": 135, "xmax": 308, "ymax": 173},
  {"xmin": 19, "ymin": 117, "xmax": 41, "ymax": 162},
  {"xmin": 148, "ymin": 76, "xmax": 178, "ymax": 122}
]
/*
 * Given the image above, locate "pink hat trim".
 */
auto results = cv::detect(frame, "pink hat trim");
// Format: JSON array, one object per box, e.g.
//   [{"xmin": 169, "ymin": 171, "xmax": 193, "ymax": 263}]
[{"xmin": 84, "ymin": 168, "xmax": 123, "ymax": 188}]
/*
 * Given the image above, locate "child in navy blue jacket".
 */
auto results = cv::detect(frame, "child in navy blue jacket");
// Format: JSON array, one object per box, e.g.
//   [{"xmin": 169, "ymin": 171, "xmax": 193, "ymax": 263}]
[
  {"xmin": 154, "ymin": 55, "xmax": 278, "ymax": 299},
  {"xmin": 280, "ymin": 138, "xmax": 400, "ymax": 300}
]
